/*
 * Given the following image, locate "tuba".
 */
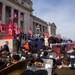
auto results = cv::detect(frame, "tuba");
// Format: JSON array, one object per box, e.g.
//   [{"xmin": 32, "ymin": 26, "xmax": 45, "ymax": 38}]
[{"xmin": 0, "ymin": 59, "xmax": 30, "ymax": 75}]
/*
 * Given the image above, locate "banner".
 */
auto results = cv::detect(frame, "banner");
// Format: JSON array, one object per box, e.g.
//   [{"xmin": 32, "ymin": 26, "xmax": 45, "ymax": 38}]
[
  {"xmin": 6, "ymin": 19, "xmax": 20, "ymax": 35},
  {"xmin": 6, "ymin": 23, "xmax": 13, "ymax": 35}
]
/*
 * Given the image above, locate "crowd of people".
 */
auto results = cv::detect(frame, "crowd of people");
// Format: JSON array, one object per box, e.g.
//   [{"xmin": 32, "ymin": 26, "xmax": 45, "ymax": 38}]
[{"xmin": 0, "ymin": 34, "xmax": 75, "ymax": 75}]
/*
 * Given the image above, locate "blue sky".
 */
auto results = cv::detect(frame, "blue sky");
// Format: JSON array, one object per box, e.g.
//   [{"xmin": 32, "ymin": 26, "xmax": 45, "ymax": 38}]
[{"xmin": 31, "ymin": 0, "xmax": 75, "ymax": 41}]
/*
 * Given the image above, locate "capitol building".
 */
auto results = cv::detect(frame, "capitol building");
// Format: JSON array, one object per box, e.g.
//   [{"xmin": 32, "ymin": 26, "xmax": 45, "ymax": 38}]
[{"xmin": 0, "ymin": 0, "xmax": 56, "ymax": 36}]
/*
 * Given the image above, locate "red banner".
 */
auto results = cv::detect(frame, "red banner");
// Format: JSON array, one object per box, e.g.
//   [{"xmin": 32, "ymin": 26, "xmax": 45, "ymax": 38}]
[{"xmin": 6, "ymin": 19, "xmax": 20, "ymax": 35}]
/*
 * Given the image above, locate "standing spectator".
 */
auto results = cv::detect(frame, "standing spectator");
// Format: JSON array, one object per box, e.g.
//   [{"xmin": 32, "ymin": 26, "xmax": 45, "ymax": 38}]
[
  {"xmin": 16, "ymin": 37, "xmax": 21, "ymax": 53},
  {"xmin": 57, "ymin": 42, "xmax": 66, "ymax": 53},
  {"xmin": 24, "ymin": 41, "xmax": 30, "ymax": 51},
  {"xmin": 44, "ymin": 36, "xmax": 48, "ymax": 47},
  {"xmin": 3, "ymin": 41, "xmax": 9, "ymax": 52}
]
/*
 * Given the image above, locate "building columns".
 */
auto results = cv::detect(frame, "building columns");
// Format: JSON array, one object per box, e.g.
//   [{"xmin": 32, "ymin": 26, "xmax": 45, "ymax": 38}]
[
  {"xmin": 41, "ymin": 26, "xmax": 43, "ymax": 35},
  {"xmin": 11, "ymin": 8, "xmax": 14, "ymax": 19},
  {"xmin": 18, "ymin": 11, "xmax": 20, "ymax": 29},
  {"xmin": 2, "ymin": 4, "xmax": 6, "ymax": 24}
]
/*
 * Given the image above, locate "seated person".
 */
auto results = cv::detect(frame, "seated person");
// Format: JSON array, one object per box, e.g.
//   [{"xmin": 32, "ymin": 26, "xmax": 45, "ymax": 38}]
[
  {"xmin": 7, "ymin": 54, "xmax": 20, "ymax": 66},
  {"xmin": 0, "ymin": 58, "xmax": 5, "ymax": 70},
  {"xmin": 34, "ymin": 58, "xmax": 44, "ymax": 68}
]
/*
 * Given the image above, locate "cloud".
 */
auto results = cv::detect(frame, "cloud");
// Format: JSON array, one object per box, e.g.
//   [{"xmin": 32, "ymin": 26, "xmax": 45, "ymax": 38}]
[{"xmin": 32, "ymin": 0, "xmax": 75, "ymax": 40}]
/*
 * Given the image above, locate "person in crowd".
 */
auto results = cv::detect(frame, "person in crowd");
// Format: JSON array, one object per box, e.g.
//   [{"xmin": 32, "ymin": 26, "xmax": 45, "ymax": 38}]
[
  {"xmin": 35, "ymin": 69, "xmax": 48, "ymax": 75},
  {"xmin": 3, "ymin": 41, "xmax": 9, "ymax": 52},
  {"xmin": 57, "ymin": 41, "xmax": 66, "ymax": 53},
  {"xmin": 21, "ymin": 48, "xmax": 32, "ymax": 59},
  {"xmin": 7, "ymin": 54, "xmax": 20, "ymax": 66},
  {"xmin": 31, "ymin": 39, "xmax": 38, "ymax": 53},
  {"xmin": 24, "ymin": 41, "xmax": 30, "ymax": 51},
  {"xmin": 48, "ymin": 35, "xmax": 55, "ymax": 47},
  {"xmin": 67, "ymin": 47, "xmax": 75, "ymax": 69},
  {"xmin": 41, "ymin": 51, "xmax": 48, "ymax": 59},
  {"xmin": 27, "ymin": 39, "xmax": 33, "ymax": 52},
  {"xmin": 12, "ymin": 54, "xmax": 20, "ymax": 63},
  {"xmin": 54, "ymin": 36, "xmax": 59, "ymax": 43},
  {"xmin": 21, "ymin": 70, "xmax": 34, "ymax": 75},
  {"xmin": 52, "ymin": 55, "xmax": 75, "ymax": 75},
  {"xmin": 40, "ymin": 35, "xmax": 45, "ymax": 44},
  {"xmin": 33, "ymin": 58, "xmax": 44, "ymax": 68},
  {"xmin": 0, "ymin": 55, "xmax": 6, "ymax": 70},
  {"xmin": 67, "ymin": 46, "xmax": 75, "ymax": 53},
  {"xmin": 16, "ymin": 37, "xmax": 21, "ymax": 53},
  {"xmin": 55, "ymin": 52, "xmax": 66, "ymax": 67},
  {"xmin": 0, "ymin": 46, "xmax": 4, "ymax": 55},
  {"xmin": 36, "ymin": 38, "xmax": 43, "ymax": 51}
]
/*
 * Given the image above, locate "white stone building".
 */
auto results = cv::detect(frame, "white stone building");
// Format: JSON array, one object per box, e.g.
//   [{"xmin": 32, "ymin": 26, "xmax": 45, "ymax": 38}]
[{"xmin": 0, "ymin": 0, "xmax": 56, "ymax": 36}]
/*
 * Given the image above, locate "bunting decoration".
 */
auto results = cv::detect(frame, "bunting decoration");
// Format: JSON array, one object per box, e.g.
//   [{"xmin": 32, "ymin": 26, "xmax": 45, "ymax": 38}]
[{"xmin": 6, "ymin": 19, "xmax": 20, "ymax": 35}]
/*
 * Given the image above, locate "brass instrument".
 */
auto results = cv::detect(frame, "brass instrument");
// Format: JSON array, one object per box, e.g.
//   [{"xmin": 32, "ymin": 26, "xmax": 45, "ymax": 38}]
[{"xmin": 0, "ymin": 59, "xmax": 30, "ymax": 75}]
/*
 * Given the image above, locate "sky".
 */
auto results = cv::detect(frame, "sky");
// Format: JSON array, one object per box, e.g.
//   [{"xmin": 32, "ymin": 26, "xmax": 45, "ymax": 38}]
[{"xmin": 31, "ymin": 0, "xmax": 75, "ymax": 41}]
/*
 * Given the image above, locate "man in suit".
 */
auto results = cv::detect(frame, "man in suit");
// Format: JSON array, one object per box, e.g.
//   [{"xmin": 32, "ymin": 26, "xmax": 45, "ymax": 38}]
[{"xmin": 3, "ymin": 41, "xmax": 9, "ymax": 52}]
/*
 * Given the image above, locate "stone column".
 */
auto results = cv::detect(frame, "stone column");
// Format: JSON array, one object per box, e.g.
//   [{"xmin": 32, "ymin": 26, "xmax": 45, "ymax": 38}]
[
  {"xmin": 2, "ymin": 4, "xmax": 6, "ymax": 24},
  {"xmin": 41, "ymin": 25, "xmax": 43, "ymax": 35},
  {"xmin": 11, "ymin": 8, "xmax": 14, "ymax": 19},
  {"xmin": 34, "ymin": 22, "xmax": 36, "ymax": 34},
  {"xmin": 35, "ymin": 23, "xmax": 37, "ymax": 35},
  {"xmin": 18, "ymin": 11, "xmax": 20, "ymax": 29}
]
